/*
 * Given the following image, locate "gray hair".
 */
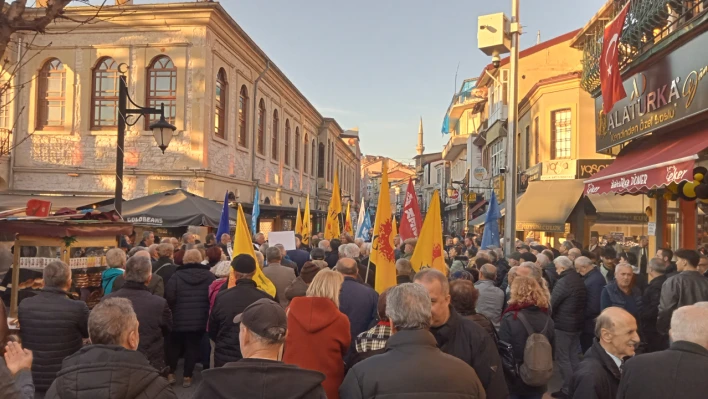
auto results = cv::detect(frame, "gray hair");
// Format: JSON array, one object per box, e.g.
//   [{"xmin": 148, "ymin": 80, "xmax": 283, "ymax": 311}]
[
  {"xmin": 43, "ymin": 260, "xmax": 71, "ymax": 289},
  {"xmin": 105, "ymin": 248, "xmax": 126, "ymax": 268},
  {"xmin": 354, "ymin": 238, "xmax": 364, "ymax": 247},
  {"xmin": 340, "ymin": 243, "xmax": 360, "ymax": 259},
  {"xmin": 413, "ymin": 268, "xmax": 449, "ymax": 296},
  {"xmin": 181, "ymin": 233, "xmax": 192, "ymax": 242},
  {"xmin": 124, "ymin": 255, "xmax": 151, "ymax": 283},
  {"xmin": 148, "ymin": 244, "xmax": 159, "ymax": 257},
  {"xmin": 128, "ymin": 246, "xmax": 146, "ymax": 258},
  {"xmin": 568, "ymin": 248, "xmax": 582, "ymax": 258},
  {"xmin": 536, "ymin": 253, "xmax": 551, "ymax": 267},
  {"xmin": 265, "ymin": 246, "xmax": 282, "ymax": 262},
  {"xmin": 89, "ymin": 298, "xmax": 137, "ymax": 345},
  {"xmin": 648, "ymin": 257, "xmax": 667, "ymax": 274},
  {"xmin": 245, "ymin": 324, "xmax": 287, "ymax": 346},
  {"xmin": 318, "ymin": 240, "xmax": 330, "ymax": 250},
  {"xmin": 575, "ymin": 256, "xmax": 594, "ymax": 269},
  {"xmin": 157, "ymin": 243, "xmax": 173, "ymax": 258},
  {"xmin": 615, "ymin": 263, "xmax": 634, "ymax": 274},
  {"xmin": 142, "ymin": 230, "xmax": 153, "ymax": 240},
  {"xmin": 553, "ymin": 256, "xmax": 574, "ymax": 271},
  {"xmin": 670, "ymin": 305, "xmax": 708, "ymax": 347},
  {"xmin": 396, "ymin": 258, "xmax": 413, "ymax": 275},
  {"xmin": 183, "ymin": 249, "xmax": 203, "ymax": 264},
  {"xmin": 519, "ymin": 262, "xmax": 542, "ymax": 280},
  {"xmin": 360, "ymin": 243, "xmax": 371, "ymax": 257},
  {"xmin": 480, "ymin": 264, "xmax": 497, "ymax": 280},
  {"xmin": 386, "ymin": 283, "xmax": 432, "ymax": 330}
]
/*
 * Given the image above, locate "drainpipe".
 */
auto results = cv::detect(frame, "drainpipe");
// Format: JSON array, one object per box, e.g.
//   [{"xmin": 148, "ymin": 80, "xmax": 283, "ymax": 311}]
[
  {"xmin": 8, "ymin": 36, "xmax": 23, "ymax": 191},
  {"xmin": 250, "ymin": 61, "xmax": 270, "ymax": 197}
]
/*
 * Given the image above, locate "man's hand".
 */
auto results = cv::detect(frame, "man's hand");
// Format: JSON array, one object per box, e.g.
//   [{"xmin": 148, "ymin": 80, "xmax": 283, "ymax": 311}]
[{"xmin": 4, "ymin": 342, "xmax": 33, "ymax": 376}]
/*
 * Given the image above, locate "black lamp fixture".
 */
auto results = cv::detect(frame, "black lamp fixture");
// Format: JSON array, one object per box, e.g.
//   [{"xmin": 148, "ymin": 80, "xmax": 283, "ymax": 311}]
[{"xmin": 150, "ymin": 112, "xmax": 176, "ymax": 154}]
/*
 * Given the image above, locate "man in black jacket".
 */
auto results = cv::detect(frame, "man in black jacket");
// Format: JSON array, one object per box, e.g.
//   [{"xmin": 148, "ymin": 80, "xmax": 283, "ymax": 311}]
[
  {"xmin": 153, "ymin": 243, "xmax": 179, "ymax": 286},
  {"xmin": 104, "ymin": 255, "xmax": 172, "ymax": 374},
  {"xmin": 639, "ymin": 258, "xmax": 669, "ymax": 353},
  {"xmin": 198, "ymin": 298, "xmax": 326, "ymax": 399},
  {"xmin": 657, "ymin": 248, "xmax": 708, "ymax": 335},
  {"xmin": 18, "ymin": 260, "xmax": 89, "ymax": 392},
  {"xmin": 340, "ymin": 283, "xmax": 485, "ymax": 399},
  {"xmin": 618, "ymin": 305, "xmax": 708, "ymax": 399},
  {"xmin": 550, "ymin": 256, "xmax": 587, "ymax": 398},
  {"xmin": 209, "ymin": 255, "xmax": 274, "ymax": 367},
  {"xmin": 45, "ymin": 298, "xmax": 176, "ymax": 399},
  {"xmin": 576, "ymin": 256, "xmax": 606, "ymax": 353},
  {"xmin": 569, "ymin": 307, "xmax": 639, "ymax": 399},
  {"xmin": 414, "ymin": 269, "xmax": 507, "ymax": 399}
]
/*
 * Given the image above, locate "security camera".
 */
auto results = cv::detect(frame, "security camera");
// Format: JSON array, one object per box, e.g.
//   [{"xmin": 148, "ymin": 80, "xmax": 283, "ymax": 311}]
[
  {"xmin": 500, "ymin": 166, "xmax": 507, "ymax": 174},
  {"xmin": 492, "ymin": 50, "xmax": 501, "ymax": 68}
]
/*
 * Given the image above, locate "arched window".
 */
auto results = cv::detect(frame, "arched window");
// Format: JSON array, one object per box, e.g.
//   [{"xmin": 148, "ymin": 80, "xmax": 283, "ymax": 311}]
[
  {"xmin": 271, "ymin": 110, "xmax": 279, "ymax": 161},
  {"xmin": 284, "ymin": 119, "xmax": 290, "ymax": 166},
  {"xmin": 214, "ymin": 68, "xmax": 227, "ymax": 139},
  {"xmin": 318, "ymin": 143, "xmax": 325, "ymax": 178},
  {"xmin": 303, "ymin": 133, "xmax": 309, "ymax": 174},
  {"xmin": 91, "ymin": 57, "xmax": 119, "ymax": 129},
  {"xmin": 311, "ymin": 140, "xmax": 316, "ymax": 176},
  {"xmin": 238, "ymin": 85, "xmax": 248, "ymax": 147},
  {"xmin": 36, "ymin": 58, "xmax": 66, "ymax": 130},
  {"xmin": 294, "ymin": 127, "xmax": 300, "ymax": 170},
  {"xmin": 257, "ymin": 99, "xmax": 265, "ymax": 155},
  {"xmin": 145, "ymin": 55, "xmax": 176, "ymax": 129}
]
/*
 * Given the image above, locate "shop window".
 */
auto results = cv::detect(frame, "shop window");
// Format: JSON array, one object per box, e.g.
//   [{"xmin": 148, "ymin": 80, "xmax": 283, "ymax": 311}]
[
  {"xmin": 91, "ymin": 57, "xmax": 120, "ymax": 129},
  {"xmin": 551, "ymin": 109, "xmax": 571, "ymax": 160},
  {"xmin": 145, "ymin": 55, "xmax": 176, "ymax": 129},
  {"xmin": 214, "ymin": 68, "xmax": 227, "ymax": 139},
  {"xmin": 491, "ymin": 139, "xmax": 505, "ymax": 176},
  {"xmin": 37, "ymin": 58, "xmax": 66, "ymax": 130}
]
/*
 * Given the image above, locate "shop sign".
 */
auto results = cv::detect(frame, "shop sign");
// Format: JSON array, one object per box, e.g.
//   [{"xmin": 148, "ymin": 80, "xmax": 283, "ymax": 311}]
[
  {"xmin": 473, "ymin": 166, "xmax": 487, "ymax": 181},
  {"xmin": 577, "ymin": 159, "xmax": 614, "ymax": 179},
  {"xmin": 596, "ymin": 213, "xmax": 649, "ymax": 224},
  {"xmin": 584, "ymin": 159, "xmax": 693, "ymax": 195},
  {"xmin": 466, "ymin": 193, "xmax": 477, "ymax": 203},
  {"xmin": 515, "ymin": 222, "xmax": 565, "ymax": 232},
  {"xmin": 595, "ymin": 29, "xmax": 708, "ymax": 152},
  {"xmin": 125, "ymin": 216, "xmax": 164, "ymax": 226},
  {"xmin": 519, "ymin": 163, "xmax": 542, "ymax": 192},
  {"xmin": 540, "ymin": 160, "xmax": 576, "ymax": 181},
  {"xmin": 492, "ymin": 175, "xmax": 505, "ymax": 203}
]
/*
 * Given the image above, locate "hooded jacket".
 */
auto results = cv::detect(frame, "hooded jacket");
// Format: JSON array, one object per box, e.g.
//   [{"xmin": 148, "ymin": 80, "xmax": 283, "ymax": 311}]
[
  {"xmin": 195, "ymin": 358, "xmax": 327, "ymax": 399},
  {"xmin": 284, "ymin": 296, "xmax": 351, "ymax": 399},
  {"xmin": 165, "ymin": 263, "xmax": 215, "ymax": 332},
  {"xmin": 569, "ymin": 339, "xmax": 621, "ymax": 399},
  {"xmin": 44, "ymin": 345, "xmax": 175, "ymax": 399}
]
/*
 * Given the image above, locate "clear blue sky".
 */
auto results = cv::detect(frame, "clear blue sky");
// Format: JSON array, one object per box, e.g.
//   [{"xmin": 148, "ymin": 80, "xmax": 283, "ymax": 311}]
[{"xmin": 140, "ymin": 0, "xmax": 606, "ymax": 162}]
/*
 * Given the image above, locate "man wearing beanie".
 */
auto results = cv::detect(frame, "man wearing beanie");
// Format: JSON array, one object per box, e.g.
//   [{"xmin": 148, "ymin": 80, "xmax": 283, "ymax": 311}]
[
  {"xmin": 209, "ymin": 254, "xmax": 275, "ymax": 367},
  {"xmin": 285, "ymin": 261, "xmax": 323, "ymax": 302}
]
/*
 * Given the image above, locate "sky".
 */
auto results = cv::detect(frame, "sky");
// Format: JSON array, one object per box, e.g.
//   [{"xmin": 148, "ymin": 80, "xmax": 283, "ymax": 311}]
[{"xmin": 139, "ymin": 0, "xmax": 607, "ymax": 163}]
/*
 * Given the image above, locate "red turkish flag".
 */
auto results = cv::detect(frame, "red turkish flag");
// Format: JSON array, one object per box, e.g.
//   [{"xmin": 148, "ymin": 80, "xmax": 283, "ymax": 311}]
[
  {"xmin": 398, "ymin": 178, "xmax": 422, "ymax": 241},
  {"xmin": 600, "ymin": 2, "xmax": 630, "ymax": 114},
  {"xmin": 26, "ymin": 199, "xmax": 52, "ymax": 217}
]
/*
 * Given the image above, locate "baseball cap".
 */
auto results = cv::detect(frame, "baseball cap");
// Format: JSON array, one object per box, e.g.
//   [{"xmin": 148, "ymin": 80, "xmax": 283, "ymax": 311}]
[
  {"xmin": 233, "ymin": 298, "xmax": 287, "ymax": 337},
  {"xmin": 231, "ymin": 254, "xmax": 256, "ymax": 273}
]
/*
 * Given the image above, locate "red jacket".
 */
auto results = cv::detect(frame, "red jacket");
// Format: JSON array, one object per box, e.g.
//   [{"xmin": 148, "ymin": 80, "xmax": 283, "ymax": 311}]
[{"xmin": 284, "ymin": 297, "xmax": 351, "ymax": 399}]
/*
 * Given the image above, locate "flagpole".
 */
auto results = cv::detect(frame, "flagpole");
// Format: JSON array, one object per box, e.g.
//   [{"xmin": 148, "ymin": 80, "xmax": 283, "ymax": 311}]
[{"xmin": 365, "ymin": 255, "xmax": 372, "ymax": 285}]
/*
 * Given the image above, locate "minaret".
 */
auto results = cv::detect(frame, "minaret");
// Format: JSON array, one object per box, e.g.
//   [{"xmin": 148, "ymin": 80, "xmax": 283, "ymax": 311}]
[{"xmin": 416, "ymin": 117, "xmax": 425, "ymax": 155}]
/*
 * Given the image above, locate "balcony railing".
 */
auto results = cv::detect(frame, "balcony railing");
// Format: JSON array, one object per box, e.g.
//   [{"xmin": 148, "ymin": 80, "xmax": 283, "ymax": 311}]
[{"xmin": 580, "ymin": 0, "xmax": 707, "ymax": 93}]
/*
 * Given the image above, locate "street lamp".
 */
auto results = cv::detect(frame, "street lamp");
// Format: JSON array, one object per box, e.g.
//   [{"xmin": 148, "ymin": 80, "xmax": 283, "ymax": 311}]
[{"xmin": 115, "ymin": 63, "xmax": 177, "ymax": 216}]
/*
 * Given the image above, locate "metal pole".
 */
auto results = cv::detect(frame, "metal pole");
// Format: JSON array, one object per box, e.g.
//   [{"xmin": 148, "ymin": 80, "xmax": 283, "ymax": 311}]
[
  {"xmin": 116, "ymin": 75, "xmax": 127, "ymax": 216},
  {"xmin": 504, "ymin": 0, "xmax": 520, "ymax": 254}
]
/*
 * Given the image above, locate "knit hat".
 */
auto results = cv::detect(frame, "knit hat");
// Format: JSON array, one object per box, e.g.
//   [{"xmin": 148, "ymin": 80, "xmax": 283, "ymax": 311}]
[
  {"xmin": 300, "ymin": 262, "xmax": 322, "ymax": 284},
  {"xmin": 231, "ymin": 254, "xmax": 256, "ymax": 274}
]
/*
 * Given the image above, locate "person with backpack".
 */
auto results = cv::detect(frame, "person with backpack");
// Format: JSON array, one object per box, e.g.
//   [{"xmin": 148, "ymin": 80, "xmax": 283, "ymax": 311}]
[{"xmin": 500, "ymin": 275, "xmax": 555, "ymax": 399}]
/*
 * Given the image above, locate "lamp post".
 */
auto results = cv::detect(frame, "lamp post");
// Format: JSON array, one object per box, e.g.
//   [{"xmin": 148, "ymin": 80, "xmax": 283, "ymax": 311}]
[
  {"xmin": 504, "ymin": 0, "xmax": 520, "ymax": 254},
  {"xmin": 115, "ymin": 63, "xmax": 177, "ymax": 216}
]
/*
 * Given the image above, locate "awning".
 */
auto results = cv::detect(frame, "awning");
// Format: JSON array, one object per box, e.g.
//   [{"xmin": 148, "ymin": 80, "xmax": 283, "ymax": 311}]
[
  {"xmin": 469, "ymin": 200, "xmax": 488, "ymax": 215},
  {"xmin": 584, "ymin": 127, "xmax": 708, "ymax": 195},
  {"xmin": 588, "ymin": 194, "xmax": 649, "ymax": 224},
  {"xmin": 516, "ymin": 180, "xmax": 585, "ymax": 232},
  {"xmin": 0, "ymin": 194, "xmax": 113, "ymax": 212}
]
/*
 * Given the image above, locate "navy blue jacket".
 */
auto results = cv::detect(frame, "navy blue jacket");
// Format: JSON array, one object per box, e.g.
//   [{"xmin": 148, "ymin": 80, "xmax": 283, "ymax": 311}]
[
  {"xmin": 286, "ymin": 249, "xmax": 310, "ymax": 273},
  {"xmin": 582, "ymin": 267, "xmax": 607, "ymax": 335},
  {"xmin": 338, "ymin": 276, "xmax": 378, "ymax": 359}
]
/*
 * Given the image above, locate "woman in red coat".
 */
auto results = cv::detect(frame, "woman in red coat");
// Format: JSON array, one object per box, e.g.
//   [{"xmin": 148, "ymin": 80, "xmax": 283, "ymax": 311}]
[{"xmin": 284, "ymin": 269, "xmax": 351, "ymax": 399}]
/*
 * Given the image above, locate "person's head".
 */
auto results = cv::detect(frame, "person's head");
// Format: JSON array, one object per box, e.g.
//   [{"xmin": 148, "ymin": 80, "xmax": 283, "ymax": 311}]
[
  {"xmin": 330, "ymin": 239, "xmax": 342, "ymax": 253},
  {"xmin": 647, "ymin": 257, "xmax": 667, "ymax": 278},
  {"xmin": 127, "ymin": 246, "xmax": 146, "ymax": 258},
  {"xmin": 602, "ymin": 246, "xmax": 618, "ymax": 266},
  {"xmin": 386, "ymin": 283, "xmax": 432, "ymax": 332},
  {"xmin": 354, "ymin": 238, "xmax": 364, "ymax": 248},
  {"xmin": 89, "ymin": 298, "xmax": 139, "ymax": 351},
  {"xmin": 520, "ymin": 252, "xmax": 537, "ymax": 263},
  {"xmin": 620, "ymin": 251, "xmax": 638, "ymax": 267},
  {"xmin": 211, "ymin": 260, "xmax": 232, "ymax": 278},
  {"xmin": 231, "ymin": 254, "xmax": 256, "ymax": 280},
  {"xmin": 205, "ymin": 233, "xmax": 216, "ymax": 246},
  {"xmin": 306, "ymin": 269, "xmax": 344, "ymax": 308},
  {"xmin": 170, "ymin": 237, "xmax": 179, "ymax": 250},
  {"xmin": 414, "ymin": 269, "xmax": 450, "ymax": 328},
  {"xmin": 404, "ymin": 238, "xmax": 417, "ymax": 254},
  {"xmin": 182, "ymin": 232, "xmax": 194, "ymax": 245},
  {"xmin": 566, "ymin": 233, "xmax": 575, "ymax": 241},
  {"xmin": 317, "ymin": 232, "xmax": 324, "ymax": 239},
  {"xmin": 265, "ymin": 246, "xmax": 282, "ymax": 263},
  {"xmin": 656, "ymin": 248, "xmax": 673, "ymax": 266},
  {"xmin": 182, "ymin": 249, "xmax": 203, "ymax": 264},
  {"xmin": 220, "ymin": 233, "xmax": 231, "ymax": 245},
  {"xmin": 574, "ymin": 256, "xmax": 595, "ymax": 276},
  {"xmin": 147, "ymin": 244, "xmax": 159, "ymax": 260},
  {"xmin": 507, "ymin": 266, "xmax": 519, "ymax": 287},
  {"xmin": 553, "ymin": 255, "xmax": 573, "ymax": 275},
  {"xmin": 254, "ymin": 233, "xmax": 266, "ymax": 245},
  {"xmin": 452, "ymin": 237, "xmax": 460, "ymax": 246},
  {"xmin": 157, "ymin": 243, "xmax": 174, "ymax": 260},
  {"xmin": 335, "ymin": 258, "xmax": 359, "ymax": 278},
  {"xmin": 473, "ymin": 257, "xmax": 487, "ymax": 269},
  {"xmin": 674, "ymin": 248, "xmax": 700, "ymax": 271},
  {"xmin": 142, "ymin": 231, "xmax": 155, "ymax": 246},
  {"xmin": 124, "ymin": 255, "xmax": 152, "ymax": 285},
  {"xmin": 541, "ymin": 249, "xmax": 555, "ymax": 262},
  {"xmin": 395, "ymin": 258, "xmax": 413, "ymax": 277},
  {"xmin": 449, "ymin": 280, "xmax": 480, "ymax": 316},
  {"xmin": 559, "ymin": 240, "xmax": 573, "ymax": 255},
  {"xmin": 615, "ymin": 263, "xmax": 634, "ymax": 291},
  {"xmin": 339, "ymin": 243, "xmax": 360, "ymax": 259},
  {"xmin": 464, "ymin": 236, "xmax": 473, "ymax": 248},
  {"xmin": 360, "ymin": 243, "xmax": 371, "ymax": 257},
  {"xmin": 376, "ymin": 288, "xmax": 391, "ymax": 321},
  {"xmin": 273, "ymin": 244, "xmax": 287, "ymax": 258},
  {"xmin": 536, "ymin": 253, "xmax": 551, "ymax": 269},
  {"xmin": 479, "ymin": 263, "xmax": 496, "ymax": 281},
  {"xmin": 445, "ymin": 236, "xmax": 453, "ymax": 246},
  {"xmin": 448, "ymin": 247, "xmax": 458, "ymax": 258},
  {"xmin": 106, "ymin": 248, "xmax": 127, "ymax": 269},
  {"xmin": 467, "ymin": 246, "xmax": 478, "ymax": 259},
  {"xmin": 670, "ymin": 305, "xmax": 708, "ymax": 350},
  {"xmin": 698, "ymin": 255, "xmax": 708, "ymax": 275},
  {"xmin": 318, "ymin": 239, "xmax": 331, "ymax": 252},
  {"xmin": 590, "ymin": 236, "xmax": 599, "ymax": 245},
  {"xmin": 206, "ymin": 246, "xmax": 223, "ymax": 265},
  {"xmin": 530, "ymin": 245, "xmax": 545, "ymax": 255},
  {"xmin": 639, "ymin": 236, "xmax": 648, "ymax": 247},
  {"xmin": 568, "ymin": 248, "xmax": 582, "ymax": 262},
  {"xmin": 517, "ymin": 244, "xmax": 530, "ymax": 253},
  {"xmin": 235, "ymin": 298, "xmax": 288, "ymax": 359},
  {"xmin": 310, "ymin": 247, "xmax": 326, "ymax": 261},
  {"xmin": 300, "ymin": 262, "xmax": 322, "ymax": 284},
  {"xmin": 595, "ymin": 307, "xmax": 640, "ymax": 358},
  {"xmin": 507, "ymin": 252, "xmax": 522, "ymax": 267},
  {"xmin": 254, "ymin": 251, "xmax": 264, "ymax": 269},
  {"xmin": 509, "ymin": 275, "xmax": 549, "ymax": 309},
  {"xmin": 43, "ymin": 260, "xmax": 72, "ymax": 290}
]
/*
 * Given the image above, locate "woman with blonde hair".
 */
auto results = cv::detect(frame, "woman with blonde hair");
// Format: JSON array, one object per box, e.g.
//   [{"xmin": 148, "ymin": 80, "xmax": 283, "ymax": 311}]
[
  {"xmin": 499, "ymin": 275, "xmax": 554, "ymax": 399},
  {"xmin": 283, "ymin": 269, "xmax": 351, "ymax": 399}
]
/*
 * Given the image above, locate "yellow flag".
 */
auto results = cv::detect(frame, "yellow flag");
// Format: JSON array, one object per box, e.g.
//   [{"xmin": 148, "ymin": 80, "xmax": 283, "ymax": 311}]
[
  {"xmin": 371, "ymin": 161, "xmax": 396, "ymax": 293},
  {"xmin": 410, "ymin": 190, "xmax": 446, "ymax": 274},
  {"xmin": 325, "ymin": 172, "xmax": 342, "ymax": 240},
  {"xmin": 228, "ymin": 204, "xmax": 276, "ymax": 298},
  {"xmin": 295, "ymin": 203, "xmax": 303, "ymax": 237},
  {"xmin": 344, "ymin": 202, "xmax": 354, "ymax": 236},
  {"xmin": 302, "ymin": 195, "xmax": 311, "ymax": 246}
]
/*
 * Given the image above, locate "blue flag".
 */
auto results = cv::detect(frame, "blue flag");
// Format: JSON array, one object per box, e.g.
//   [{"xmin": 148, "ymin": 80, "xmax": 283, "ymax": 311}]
[
  {"xmin": 251, "ymin": 187, "xmax": 260, "ymax": 235},
  {"xmin": 356, "ymin": 209, "xmax": 373, "ymax": 241},
  {"xmin": 216, "ymin": 191, "xmax": 230, "ymax": 242},
  {"xmin": 481, "ymin": 190, "xmax": 502, "ymax": 249}
]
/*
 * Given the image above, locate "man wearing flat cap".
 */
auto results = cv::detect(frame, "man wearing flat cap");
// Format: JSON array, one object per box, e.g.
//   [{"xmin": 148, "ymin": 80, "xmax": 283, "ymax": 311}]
[
  {"xmin": 197, "ymin": 299, "xmax": 326, "ymax": 398},
  {"xmin": 209, "ymin": 254, "xmax": 275, "ymax": 367}
]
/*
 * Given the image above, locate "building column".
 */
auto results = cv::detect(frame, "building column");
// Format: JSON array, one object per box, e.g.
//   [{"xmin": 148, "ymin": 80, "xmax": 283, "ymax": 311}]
[{"xmin": 679, "ymin": 199, "xmax": 696, "ymax": 249}]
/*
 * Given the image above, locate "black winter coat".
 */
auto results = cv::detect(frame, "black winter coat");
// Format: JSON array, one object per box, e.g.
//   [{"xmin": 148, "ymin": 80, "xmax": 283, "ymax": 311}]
[
  {"xmin": 495, "ymin": 258, "xmax": 510, "ymax": 287},
  {"xmin": 568, "ymin": 339, "xmax": 621, "ymax": 399},
  {"xmin": 544, "ymin": 265, "xmax": 559, "ymax": 292},
  {"xmin": 154, "ymin": 261, "xmax": 178, "ymax": 288},
  {"xmin": 18, "ymin": 287, "xmax": 89, "ymax": 391},
  {"xmin": 550, "ymin": 269, "xmax": 587, "ymax": 332},
  {"xmin": 461, "ymin": 312, "xmax": 497, "ymax": 344},
  {"xmin": 104, "ymin": 281, "xmax": 172, "ymax": 372},
  {"xmin": 44, "ymin": 345, "xmax": 176, "ymax": 399},
  {"xmin": 430, "ymin": 308, "xmax": 509, "ymax": 399},
  {"xmin": 165, "ymin": 263, "xmax": 215, "ymax": 332},
  {"xmin": 208, "ymin": 279, "xmax": 273, "ymax": 367},
  {"xmin": 639, "ymin": 274, "xmax": 668, "ymax": 353},
  {"xmin": 152, "ymin": 256, "xmax": 173, "ymax": 273},
  {"xmin": 582, "ymin": 267, "xmax": 606, "ymax": 336},
  {"xmin": 499, "ymin": 306, "xmax": 555, "ymax": 396},
  {"xmin": 112, "ymin": 273, "xmax": 164, "ymax": 297},
  {"xmin": 339, "ymin": 329, "xmax": 485, "ymax": 399},
  {"xmin": 617, "ymin": 340, "xmax": 708, "ymax": 399}
]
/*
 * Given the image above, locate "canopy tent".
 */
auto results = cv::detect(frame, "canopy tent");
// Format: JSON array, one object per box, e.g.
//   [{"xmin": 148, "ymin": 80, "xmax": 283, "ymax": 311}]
[{"xmin": 100, "ymin": 189, "xmax": 245, "ymax": 228}]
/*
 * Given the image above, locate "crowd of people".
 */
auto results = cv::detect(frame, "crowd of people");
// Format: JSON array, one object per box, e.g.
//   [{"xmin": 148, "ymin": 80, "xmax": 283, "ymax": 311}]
[{"xmin": 2, "ymin": 229, "xmax": 708, "ymax": 398}]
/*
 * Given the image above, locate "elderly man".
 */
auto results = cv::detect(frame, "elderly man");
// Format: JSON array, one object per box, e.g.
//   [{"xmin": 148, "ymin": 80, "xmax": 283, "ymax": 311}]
[
  {"xmin": 570, "ymin": 307, "xmax": 640, "ymax": 399},
  {"xmin": 475, "ymin": 264, "xmax": 504, "ymax": 330},
  {"xmin": 550, "ymin": 255, "xmax": 587, "ymax": 399},
  {"xmin": 340, "ymin": 284, "xmax": 485, "ymax": 399},
  {"xmin": 618, "ymin": 305, "xmax": 708, "ymax": 398},
  {"xmin": 415, "ymin": 269, "xmax": 507, "ymax": 399},
  {"xmin": 536, "ymin": 253, "xmax": 557, "ymax": 292},
  {"xmin": 568, "ymin": 248, "xmax": 582, "ymax": 263},
  {"xmin": 395, "ymin": 259, "xmax": 413, "ymax": 285},
  {"xmin": 113, "ymin": 250, "xmax": 165, "ymax": 297},
  {"xmin": 262, "ymin": 247, "xmax": 297, "ymax": 307},
  {"xmin": 336, "ymin": 258, "xmax": 379, "ymax": 358},
  {"xmin": 310, "ymin": 247, "xmax": 326, "ymax": 261},
  {"xmin": 586, "ymin": 236, "xmax": 602, "ymax": 261},
  {"xmin": 657, "ymin": 248, "xmax": 708, "ymax": 335},
  {"xmin": 45, "ymin": 298, "xmax": 176, "ymax": 399},
  {"xmin": 140, "ymin": 230, "xmax": 155, "ymax": 247},
  {"xmin": 148, "ymin": 244, "xmax": 159, "ymax": 264},
  {"xmin": 575, "ymin": 256, "xmax": 607, "ymax": 353},
  {"xmin": 601, "ymin": 263, "xmax": 642, "ymax": 320},
  {"xmin": 272, "ymin": 244, "xmax": 298, "ymax": 275},
  {"xmin": 18, "ymin": 260, "xmax": 89, "ymax": 392},
  {"xmin": 219, "ymin": 233, "xmax": 232, "ymax": 260},
  {"xmin": 181, "ymin": 232, "xmax": 195, "ymax": 247},
  {"xmin": 104, "ymin": 255, "xmax": 172, "ymax": 373},
  {"xmin": 252, "ymin": 232, "xmax": 266, "ymax": 251},
  {"xmin": 639, "ymin": 258, "xmax": 669, "ymax": 353}
]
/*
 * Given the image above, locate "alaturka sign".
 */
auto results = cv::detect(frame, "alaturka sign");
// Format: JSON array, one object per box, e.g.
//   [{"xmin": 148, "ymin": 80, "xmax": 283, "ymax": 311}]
[{"xmin": 595, "ymin": 29, "xmax": 708, "ymax": 152}]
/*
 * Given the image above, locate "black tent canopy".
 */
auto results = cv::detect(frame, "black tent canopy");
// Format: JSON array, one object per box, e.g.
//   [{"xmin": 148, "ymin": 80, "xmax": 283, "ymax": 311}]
[{"xmin": 100, "ymin": 189, "xmax": 247, "ymax": 228}]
